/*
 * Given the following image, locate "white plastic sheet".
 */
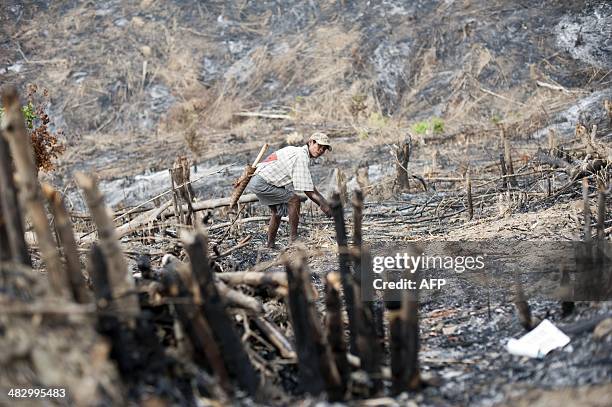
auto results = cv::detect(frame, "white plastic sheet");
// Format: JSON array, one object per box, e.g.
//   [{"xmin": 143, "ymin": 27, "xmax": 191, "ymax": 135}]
[{"xmin": 506, "ymin": 319, "xmax": 570, "ymax": 358}]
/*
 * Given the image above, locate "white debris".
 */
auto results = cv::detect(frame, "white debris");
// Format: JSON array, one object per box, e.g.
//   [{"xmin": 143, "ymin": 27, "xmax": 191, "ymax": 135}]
[{"xmin": 506, "ymin": 319, "xmax": 570, "ymax": 358}]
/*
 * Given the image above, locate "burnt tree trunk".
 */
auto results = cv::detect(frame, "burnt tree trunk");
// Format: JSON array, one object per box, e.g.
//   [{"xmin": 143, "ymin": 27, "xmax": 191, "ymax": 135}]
[
  {"xmin": 42, "ymin": 183, "xmax": 88, "ymax": 303},
  {"xmin": 0, "ymin": 124, "xmax": 30, "ymax": 265},
  {"xmin": 351, "ymin": 189, "xmax": 383, "ymax": 394},
  {"xmin": 76, "ymin": 172, "xmax": 140, "ymax": 318},
  {"xmin": 285, "ymin": 252, "xmax": 342, "ymax": 398},
  {"xmin": 325, "ymin": 272, "xmax": 349, "ymax": 399},
  {"xmin": 184, "ymin": 232, "xmax": 259, "ymax": 397},
  {"xmin": 396, "ymin": 137, "xmax": 411, "ymax": 191},
  {"xmin": 2, "ymin": 86, "xmax": 66, "ymax": 295},
  {"xmin": 330, "ymin": 192, "xmax": 359, "ymax": 355}
]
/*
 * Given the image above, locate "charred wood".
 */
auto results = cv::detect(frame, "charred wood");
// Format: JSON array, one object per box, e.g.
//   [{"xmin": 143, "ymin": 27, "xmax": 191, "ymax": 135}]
[
  {"xmin": 1, "ymin": 86, "xmax": 66, "ymax": 296},
  {"xmin": 42, "ymin": 183, "xmax": 89, "ymax": 303},
  {"xmin": 285, "ymin": 252, "xmax": 341, "ymax": 398},
  {"xmin": 330, "ymin": 192, "xmax": 358, "ymax": 356},
  {"xmin": 184, "ymin": 231, "xmax": 260, "ymax": 397}
]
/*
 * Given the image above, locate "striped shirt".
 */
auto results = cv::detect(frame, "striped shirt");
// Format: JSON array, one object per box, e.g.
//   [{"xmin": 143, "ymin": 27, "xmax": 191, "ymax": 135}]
[{"xmin": 255, "ymin": 145, "xmax": 314, "ymax": 192}]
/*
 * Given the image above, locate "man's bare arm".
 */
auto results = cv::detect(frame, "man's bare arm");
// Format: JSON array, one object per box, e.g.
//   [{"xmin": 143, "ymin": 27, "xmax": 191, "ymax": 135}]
[{"xmin": 304, "ymin": 188, "xmax": 332, "ymax": 216}]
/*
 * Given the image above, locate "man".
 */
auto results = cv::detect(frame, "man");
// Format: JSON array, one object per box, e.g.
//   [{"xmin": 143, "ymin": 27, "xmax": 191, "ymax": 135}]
[{"xmin": 250, "ymin": 132, "xmax": 333, "ymax": 248}]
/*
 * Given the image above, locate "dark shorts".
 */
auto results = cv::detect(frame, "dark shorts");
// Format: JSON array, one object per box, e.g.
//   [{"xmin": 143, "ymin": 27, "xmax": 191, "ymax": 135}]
[{"xmin": 249, "ymin": 174, "xmax": 295, "ymax": 215}]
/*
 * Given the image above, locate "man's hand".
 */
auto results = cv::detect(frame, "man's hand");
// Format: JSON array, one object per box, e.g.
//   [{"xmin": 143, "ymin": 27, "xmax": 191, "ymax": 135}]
[{"xmin": 305, "ymin": 188, "xmax": 332, "ymax": 217}]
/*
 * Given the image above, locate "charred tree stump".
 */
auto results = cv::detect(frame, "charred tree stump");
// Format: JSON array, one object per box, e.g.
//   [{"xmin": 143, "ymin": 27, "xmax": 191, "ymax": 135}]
[
  {"xmin": 1, "ymin": 86, "xmax": 66, "ymax": 296},
  {"xmin": 560, "ymin": 267, "xmax": 575, "ymax": 317},
  {"xmin": 386, "ymin": 300, "xmax": 403, "ymax": 394},
  {"xmin": 184, "ymin": 232, "xmax": 259, "ymax": 397},
  {"xmin": 400, "ymin": 288, "xmax": 421, "ymax": 391},
  {"xmin": 88, "ymin": 243, "xmax": 137, "ymax": 374},
  {"xmin": 325, "ymin": 272, "xmax": 349, "ymax": 399},
  {"xmin": 1, "ymin": 126, "xmax": 30, "ymax": 265},
  {"xmin": 596, "ymin": 179, "xmax": 606, "ymax": 240},
  {"xmin": 42, "ymin": 184, "xmax": 88, "ymax": 303},
  {"xmin": 395, "ymin": 137, "xmax": 411, "ymax": 191},
  {"xmin": 160, "ymin": 264, "xmax": 231, "ymax": 394},
  {"xmin": 330, "ymin": 192, "xmax": 359, "ymax": 355},
  {"xmin": 75, "ymin": 172, "xmax": 140, "ymax": 318},
  {"xmin": 0, "ymin": 199, "xmax": 9, "ymax": 261},
  {"xmin": 499, "ymin": 153, "xmax": 508, "ymax": 191},
  {"xmin": 351, "ymin": 189, "xmax": 383, "ymax": 394},
  {"xmin": 502, "ymin": 128, "xmax": 517, "ymax": 187},
  {"xmin": 466, "ymin": 171, "xmax": 473, "ymax": 221},
  {"xmin": 514, "ymin": 280, "xmax": 533, "ymax": 331},
  {"xmin": 582, "ymin": 178, "xmax": 592, "ymax": 241},
  {"xmin": 90, "ymin": 244, "xmax": 178, "ymax": 396},
  {"xmin": 387, "ymin": 286, "xmax": 422, "ymax": 394},
  {"xmin": 171, "ymin": 157, "xmax": 196, "ymax": 225},
  {"xmin": 169, "ymin": 169, "xmax": 182, "ymax": 224},
  {"xmin": 285, "ymin": 253, "xmax": 342, "ymax": 399}
]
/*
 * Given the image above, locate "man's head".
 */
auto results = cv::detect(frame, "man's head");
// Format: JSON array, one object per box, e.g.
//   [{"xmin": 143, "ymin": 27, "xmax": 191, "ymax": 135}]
[{"xmin": 307, "ymin": 132, "xmax": 332, "ymax": 158}]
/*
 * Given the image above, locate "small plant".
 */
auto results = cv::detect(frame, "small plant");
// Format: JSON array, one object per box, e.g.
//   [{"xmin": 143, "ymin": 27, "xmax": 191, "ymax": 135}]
[
  {"xmin": 411, "ymin": 120, "xmax": 429, "ymax": 135},
  {"xmin": 21, "ymin": 102, "xmax": 37, "ymax": 129},
  {"xmin": 411, "ymin": 117, "xmax": 445, "ymax": 135},
  {"xmin": 431, "ymin": 117, "xmax": 444, "ymax": 134},
  {"xmin": 0, "ymin": 84, "xmax": 65, "ymax": 172}
]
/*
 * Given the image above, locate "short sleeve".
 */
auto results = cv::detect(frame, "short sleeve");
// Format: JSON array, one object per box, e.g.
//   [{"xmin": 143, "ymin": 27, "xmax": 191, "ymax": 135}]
[{"xmin": 291, "ymin": 155, "xmax": 314, "ymax": 191}]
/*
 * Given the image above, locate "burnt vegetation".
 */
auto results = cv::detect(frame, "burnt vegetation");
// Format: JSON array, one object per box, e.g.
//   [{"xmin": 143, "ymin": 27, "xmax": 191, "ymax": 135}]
[{"xmin": 1, "ymin": 0, "xmax": 611, "ymax": 406}]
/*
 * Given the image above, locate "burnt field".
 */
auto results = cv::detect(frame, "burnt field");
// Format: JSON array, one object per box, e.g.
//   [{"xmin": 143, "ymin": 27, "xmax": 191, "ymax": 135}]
[{"xmin": 1, "ymin": 0, "xmax": 612, "ymax": 406}]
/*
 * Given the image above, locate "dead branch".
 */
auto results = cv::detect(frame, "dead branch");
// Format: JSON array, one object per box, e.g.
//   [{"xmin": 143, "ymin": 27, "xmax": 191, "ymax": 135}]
[
  {"xmin": 216, "ymin": 271, "xmax": 287, "ymax": 289},
  {"xmin": 252, "ymin": 316, "xmax": 296, "ymax": 359},
  {"xmin": 42, "ymin": 183, "xmax": 89, "ymax": 303},
  {"xmin": 230, "ymin": 144, "xmax": 268, "ymax": 209},
  {"xmin": 0, "ymin": 129, "xmax": 29, "ymax": 264},
  {"xmin": 75, "ymin": 172, "xmax": 140, "ymax": 317}
]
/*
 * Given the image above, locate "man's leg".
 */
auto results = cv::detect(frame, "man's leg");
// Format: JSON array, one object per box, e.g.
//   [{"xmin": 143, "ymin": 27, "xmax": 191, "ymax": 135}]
[
  {"xmin": 267, "ymin": 205, "xmax": 282, "ymax": 248},
  {"xmin": 288, "ymin": 194, "xmax": 301, "ymax": 241}
]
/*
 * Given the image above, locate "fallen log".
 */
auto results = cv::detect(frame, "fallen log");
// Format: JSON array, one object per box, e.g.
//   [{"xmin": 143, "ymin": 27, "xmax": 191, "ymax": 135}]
[
  {"xmin": 78, "ymin": 194, "xmax": 261, "ymax": 245},
  {"xmin": 252, "ymin": 316, "xmax": 296, "ymax": 359},
  {"xmin": 163, "ymin": 254, "xmax": 264, "ymax": 313},
  {"xmin": 216, "ymin": 271, "xmax": 288, "ymax": 289},
  {"xmin": 217, "ymin": 280, "xmax": 263, "ymax": 313},
  {"xmin": 163, "ymin": 194, "xmax": 259, "ymax": 219}
]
